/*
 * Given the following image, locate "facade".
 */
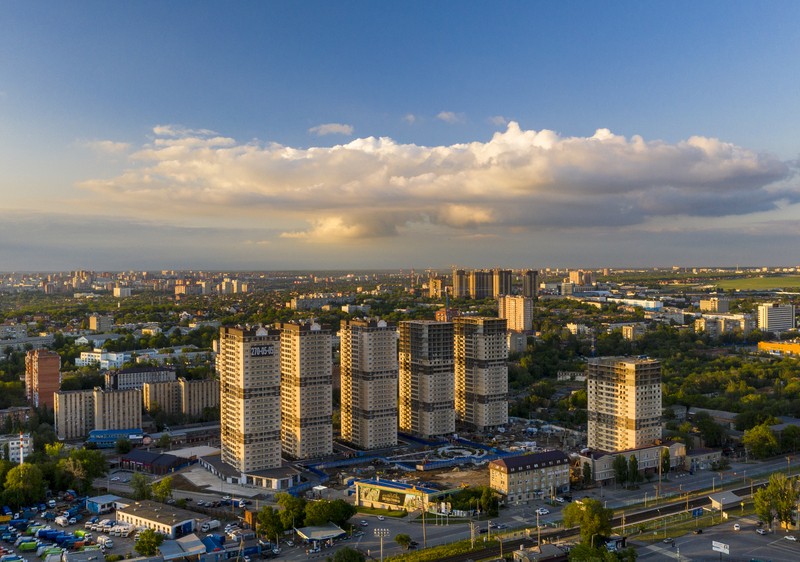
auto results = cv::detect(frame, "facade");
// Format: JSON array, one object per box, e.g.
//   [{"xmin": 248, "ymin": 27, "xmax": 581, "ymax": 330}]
[
  {"xmin": 758, "ymin": 303, "xmax": 796, "ymax": 335},
  {"xmin": 577, "ymin": 442, "xmax": 686, "ymax": 485},
  {"xmin": 398, "ymin": 321, "xmax": 455, "ymax": 439},
  {"xmin": 93, "ymin": 388, "xmax": 142, "ymax": 431},
  {"xmin": 340, "ymin": 319, "xmax": 398, "ymax": 449},
  {"xmin": 24, "ymin": 349, "xmax": 61, "ymax": 409},
  {"xmin": 428, "ymin": 277, "xmax": 444, "ymax": 299},
  {"xmin": 143, "ymin": 381, "xmax": 181, "ymax": 414},
  {"xmin": 353, "ymin": 479, "xmax": 442, "ymax": 511},
  {"xmin": 105, "ymin": 366, "xmax": 177, "ymax": 390},
  {"xmin": 217, "ymin": 326, "xmax": 282, "ymax": 474},
  {"xmin": 621, "ymin": 323, "xmax": 647, "ymax": 341},
  {"xmin": 116, "ymin": 500, "xmax": 195, "ymax": 539},
  {"xmin": 454, "ymin": 317, "xmax": 508, "ymax": 431},
  {"xmin": 88, "ymin": 314, "xmax": 114, "ymax": 332},
  {"xmin": 279, "ymin": 323, "xmax": 333, "ymax": 460},
  {"xmin": 452, "ymin": 269, "xmax": 468, "ymax": 298},
  {"xmin": 488, "ymin": 451, "xmax": 570, "ymax": 502},
  {"xmin": 699, "ymin": 297, "xmax": 729, "ymax": 313},
  {"xmin": 75, "ymin": 349, "xmax": 130, "ymax": 369},
  {"xmin": 758, "ymin": 341, "xmax": 800, "ymax": 357},
  {"xmin": 492, "ymin": 269, "xmax": 512, "ymax": 298},
  {"xmin": 694, "ymin": 314, "xmax": 755, "ymax": 338},
  {"xmin": 522, "ymin": 270, "xmax": 538, "ymax": 300},
  {"xmin": 468, "ymin": 270, "xmax": 493, "ymax": 299},
  {"xmin": 0, "ymin": 433, "xmax": 33, "ymax": 463},
  {"xmin": 498, "ymin": 295, "xmax": 534, "ymax": 332},
  {"xmin": 587, "ymin": 356, "xmax": 662, "ymax": 452},
  {"xmin": 54, "ymin": 389, "xmax": 94, "ymax": 440},
  {"xmin": 179, "ymin": 377, "xmax": 220, "ymax": 417},
  {"xmin": 569, "ymin": 270, "xmax": 595, "ymax": 286}
]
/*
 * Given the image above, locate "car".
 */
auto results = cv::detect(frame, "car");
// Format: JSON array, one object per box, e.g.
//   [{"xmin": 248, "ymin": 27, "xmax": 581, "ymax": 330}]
[
  {"xmin": 166, "ymin": 499, "xmax": 176, "ymax": 505},
  {"xmin": 377, "ymin": 516, "xmax": 385, "ymax": 521},
  {"xmin": 663, "ymin": 538, "xmax": 673, "ymax": 544},
  {"xmin": 757, "ymin": 529, "xmax": 767, "ymax": 535},
  {"xmin": 478, "ymin": 529, "xmax": 487, "ymax": 534},
  {"xmin": 555, "ymin": 497, "xmax": 565, "ymax": 504},
  {"xmin": 222, "ymin": 496, "xmax": 231, "ymax": 501},
  {"xmin": 272, "ymin": 548, "xmax": 281, "ymax": 555},
  {"xmin": 535, "ymin": 508, "xmax": 549, "ymax": 516},
  {"xmin": 110, "ymin": 477, "xmax": 120, "ymax": 482},
  {"xmin": 734, "ymin": 523, "xmax": 740, "ymax": 531},
  {"xmin": 360, "ymin": 521, "xmax": 368, "ymax": 527},
  {"xmin": 786, "ymin": 535, "xmax": 797, "ymax": 541},
  {"xmin": 693, "ymin": 529, "xmax": 703, "ymax": 534},
  {"xmin": 285, "ymin": 541, "xmax": 294, "ymax": 547}
]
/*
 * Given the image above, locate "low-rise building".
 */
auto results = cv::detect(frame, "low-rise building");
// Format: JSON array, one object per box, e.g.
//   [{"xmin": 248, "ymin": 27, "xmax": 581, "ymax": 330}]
[
  {"xmin": 116, "ymin": 500, "xmax": 196, "ymax": 538},
  {"xmin": 489, "ymin": 451, "xmax": 570, "ymax": 503},
  {"xmin": 576, "ymin": 442, "xmax": 686, "ymax": 485}
]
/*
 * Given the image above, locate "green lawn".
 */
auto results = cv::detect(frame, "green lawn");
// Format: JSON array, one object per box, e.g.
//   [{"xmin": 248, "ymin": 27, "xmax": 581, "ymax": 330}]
[{"xmin": 713, "ymin": 276, "xmax": 800, "ymax": 290}]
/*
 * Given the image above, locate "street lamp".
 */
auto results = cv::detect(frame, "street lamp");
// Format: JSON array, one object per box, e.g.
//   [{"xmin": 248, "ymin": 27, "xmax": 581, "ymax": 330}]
[{"xmin": 374, "ymin": 528, "xmax": 389, "ymax": 562}]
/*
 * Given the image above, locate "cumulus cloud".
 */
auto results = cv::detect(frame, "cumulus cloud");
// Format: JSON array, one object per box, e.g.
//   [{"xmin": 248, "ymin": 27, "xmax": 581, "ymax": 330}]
[
  {"xmin": 78, "ymin": 122, "xmax": 796, "ymax": 242},
  {"xmin": 308, "ymin": 123, "xmax": 354, "ymax": 136},
  {"xmin": 84, "ymin": 140, "xmax": 131, "ymax": 154},
  {"xmin": 436, "ymin": 111, "xmax": 465, "ymax": 124}
]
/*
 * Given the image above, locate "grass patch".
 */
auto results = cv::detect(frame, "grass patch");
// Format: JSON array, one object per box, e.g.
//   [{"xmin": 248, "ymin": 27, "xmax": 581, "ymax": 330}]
[
  {"xmin": 385, "ymin": 537, "xmax": 480, "ymax": 562},
  {"xmin": 713, "ymin": 275, "xmax": 800, "ymax": 291},
  {"xmin": 355, "ymin": 506, "xmax": 408, "ymax": 518}
]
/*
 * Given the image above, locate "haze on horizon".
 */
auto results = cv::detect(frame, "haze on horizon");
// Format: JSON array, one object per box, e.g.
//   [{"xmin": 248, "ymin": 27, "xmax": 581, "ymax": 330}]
[{"xmin": 1, "ymin": 2, "xmax": 799, "ymax": 271}]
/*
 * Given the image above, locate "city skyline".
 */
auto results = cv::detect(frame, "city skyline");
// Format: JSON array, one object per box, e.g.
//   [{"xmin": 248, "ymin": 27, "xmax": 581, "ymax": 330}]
[{"xmin": 2, "ymin": 2, "xmax": 800, "ymax": 270}]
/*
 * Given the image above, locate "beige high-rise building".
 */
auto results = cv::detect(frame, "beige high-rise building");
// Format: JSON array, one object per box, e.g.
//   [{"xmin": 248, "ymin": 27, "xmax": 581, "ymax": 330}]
[
  {"xmin": 54, "ymin": 389, "xmax": 94, "ymax": 440},
  {"xmin": 340, "ymin": 319, "xmax": 397, "ymax": 449},
  {"xmin": 498, "ymin": 295, "xmax": 534, "ymax": 332},
  {"xmin": 279, "ymin": 323, "xmax": 332, "ymax": 460},
  {"xmin": 25, "ymin": 349, "xmax": 61, "ymax": 409},
  {"xmin": 428, "ymin": 277, "xmax": 444, "ymax": 299},
  {"xmin": 454, "ymin": 317, "xmax": 508, "ymax": 431},
  {"xmin": 699, "ymin": 297, "xmax": 729, "ymax": 313},
  {"xmin": 492, "ymin": 269, "xmax": 512, "ymax": 298},
  {"xmin": 143, "ymin": 381, "xmax": 181, "ymax": 414},
  {"xmin": 452, "ymin": 269, "xmax": 468, "ymax": 298},
  {"xmin": 88, "ymin": 314, "xmax": 114, "ymax": 332},
  {"xmin": 398, "ymin": 321, "xmax": 455, "ymax": 439},
  {"xmin": 179, "ymin": 378, "xmax": 220, "ymax": 417},
  {"xmin": 587, "ymin": 356, "xmax": 662, "ymax": 452},
  {"xmin": 93, "ymin": 387, "xmax": 142, "ymax": 431},
  {"xmin": 218, "ymin": 326, "xmax": 282, "ymax": 473},
  {"xmin": 468, "ymin": 270, "xmax": 493, "ymax": 299}
]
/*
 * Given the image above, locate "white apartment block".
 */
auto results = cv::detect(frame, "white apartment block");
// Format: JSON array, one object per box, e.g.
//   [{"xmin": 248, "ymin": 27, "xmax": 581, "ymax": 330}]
[
  {"xmin": 758, "ymin": 303, "xmax": 796, "ymax": 335},
  {"xmin": 340, "ymin": 319, "xmax": 398, "ymax": 450},
  {"xmin": 75, "ymin": 349, "xmax": 130, "ymax": 369},
  {"xmin": 54, "ymin": 389, "xmax": 95, "ymax": 440},
  {"xmin": 398, "ymin": 321, "xmax": 455, "ymax": 439},
  {"xmin": 93, "ymin": 387, "xmax": 142, "ymax": 431},
  {"xmin": 587, "ymin": 356, "xmax": 662, "ymax": 452},
  {"xmin": 280, "ymin": 323, "xmax": 333, "ymax": 460},
  {"xmin": 498, "ymin": 295, "xmax": 534, "ymax": 332},
  {"xmin": 454, "ymin": 317, "xmax": 508, "ymax": 431},
  {"xmin": 218, "ymin": 326, "xmax": 282, "ymax": 473},
  {"xmin": 0, "ymin": 433, "xmax": 33, "ymax": 463}
]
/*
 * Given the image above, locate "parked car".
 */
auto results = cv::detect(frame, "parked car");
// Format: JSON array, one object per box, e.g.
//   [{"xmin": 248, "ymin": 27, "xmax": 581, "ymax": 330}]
[
  {"xmin": 734, "ymin": 524, "xmax": 740, "ymax": 531},
  {"xmin": 757, "ymin": 529, "xmax": 767, "ymax": 535},
  {"xmin": 535, "ymin": 508, "xmax": 549, "ymax": 516},
  {"xmin": 786, "ymin": 535, "xmax": 797, "ymax": 541}
]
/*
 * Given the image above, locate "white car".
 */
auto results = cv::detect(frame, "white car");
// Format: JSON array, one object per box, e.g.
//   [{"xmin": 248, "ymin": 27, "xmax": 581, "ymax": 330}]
[
  {"xmin": 786, "ymin": 535, "xmax": 797, "ymax": 541},
  {"xmin": 377, "ymin": 516, "xmax": 385, "ymax": 521},
  {"xmin": 535, "ymin": 508, "xmax": 549, "ymax": 516},
  {"xmin": 554, "ymin": 497, "xmax": 565, "ymax": 504},
  {"xmin": 734, "ymin": 523, "xmax": 740, "ymax": 531}
]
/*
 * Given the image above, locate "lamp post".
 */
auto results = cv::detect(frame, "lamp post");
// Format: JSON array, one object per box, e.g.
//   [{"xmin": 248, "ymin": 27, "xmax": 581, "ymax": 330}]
[
  {"xmin": 374, "ymin": 528, "xmax": 389, "ymax": 562},
  {"xmin": 644, "ymin": 492, "xmax": 648, "ymax": 508}
]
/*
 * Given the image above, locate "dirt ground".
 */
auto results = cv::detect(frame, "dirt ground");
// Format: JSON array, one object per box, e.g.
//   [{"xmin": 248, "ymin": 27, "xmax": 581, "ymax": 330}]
[{"xmin": 424, "ymin": 466, "xmax": 489, "ymax": 489}]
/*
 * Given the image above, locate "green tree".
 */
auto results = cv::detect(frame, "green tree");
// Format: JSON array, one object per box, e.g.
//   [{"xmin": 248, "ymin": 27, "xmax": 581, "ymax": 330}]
[
  {"xmin": 754, "ymin": 487, "xmax": 774, "ymax": 529},
  {"xmin": 328, "ymin": 547, "xmax": 365, "ymax": 562},
  {"xmin": 130, "ymin": 472, "xmax": 152, "ymax": 500},
  {"xmin": 44, "ymin": 442, "xmax": 65, "ymax": 459},
  {"xmin": 660, "ymin": 448, "xmax": 671, "ymax": 476},
  {"xmin": 562, "ymin": 498, "xmax": 614, "ymax": 546},
  {"xmin": 157, "ymin": 434, "xmax": 172, "ymax": 450},
  {"xmin": 304, "ymin": 499, "xmax": 357, "ymax": 527},
  {"xmin": 257, "ymin": 506, "xmax": 284, "ymax": 543},
  {"xmin": 134, "ymin": 528, "xmax": 164, "ymax": 556},
  {"xmin": 58, "ymin": 457, "xmax": 88, "ymax": 493},
  {"xmin": 3, "ymin": 463, "xmax": 46, "ymax": 507},
  {"xmin": 743, "ymin": 423, "xmax": 779, "ymax": 459},
  {"xmin": 479, "ymin": 486, "xmax": 499, "ymax": 516},
  {"xmin": 613, "ymin": 455, "xmax": 628, "ymax": 486},
  {"xmin": 115, "ymin": 437, "xmax": 132, "ymax": 454},
  {"xmin": 394, "ymin": 533, "xmax": 412, "ymax": 550},
  {"xmin": 276, "ymin": 492, "xmax": 306, "ymax": 530},
  {"xmin": 151, "ymin": 476, "xmax": 173, "ymax": 503},
  {"xmin": 583, "ymin": 461, "xmax": 593, "ymax": 486},
  {"xmin": 70, "ymin": 448, "xmax": 108, "ymax": 480},
  {"xmin": 628, "ymin": 455, "xmax": 640, "ymax": 486}
]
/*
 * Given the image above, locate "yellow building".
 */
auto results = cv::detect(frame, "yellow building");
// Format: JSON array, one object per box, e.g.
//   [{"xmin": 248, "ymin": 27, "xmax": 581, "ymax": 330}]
[
  {"xmin": 489, "ymin": 451, "xmax": 570, "ymax": 503},
  {"xmin": 758, "ymin": 341, "xmax": 800, "ymax": 356}
]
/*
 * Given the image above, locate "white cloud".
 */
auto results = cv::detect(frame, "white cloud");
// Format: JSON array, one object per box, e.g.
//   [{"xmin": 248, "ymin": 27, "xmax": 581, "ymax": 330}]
[
  {"xmin": 436, "ymin": 111, "xmax": 464, "ymax": 124},
  {"xmin": 79, "ymin": 122, "xmax": 795, "ymax": 243},
  {"xmin": 152, "ymin": 124, "xmax": 218, "ymax": 137},
  {"xmin": 403, "ymin": 113, "xmax": 417, "ymax": 124},
  {"xmin": 490, "ymin": 115, "xmax": 508, "ymax": 126},
  {"xmin": 84, "ymin": 140, "xmax": 131, "ymax": 154},
  {"xmin": 308, "ymin": 123, "xmax": 354, "ymax": 136}
]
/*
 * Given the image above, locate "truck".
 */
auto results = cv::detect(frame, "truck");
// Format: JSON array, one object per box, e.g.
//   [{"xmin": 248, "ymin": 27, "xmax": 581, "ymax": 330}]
[
  {"xmin": 18, "ymin": 541, "xmax": 37, "ymax": 552},
  {"xmin": 97, "ymin": 536, "xmax": 113, "ymax": 549},
  {"xmin": 46, "ymin": 501, "xmax": 55, "ymax": 509},
  {"xmin": 200, "ymin": 520, "xmax": 220, "ymax": 532},
  {"xmin": 55, "ymin": 517, "xmax": 69, "ymax": 528}
]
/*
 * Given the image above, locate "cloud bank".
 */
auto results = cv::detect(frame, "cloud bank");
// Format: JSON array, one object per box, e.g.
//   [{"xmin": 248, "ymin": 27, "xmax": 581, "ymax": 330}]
[
  {"xmin": 308, "ymin": 123, "xmax": 354, "ymax": 136},
  {"xmin": 80, "ymin": 123, "xmax": 796, "ymax": 242}
]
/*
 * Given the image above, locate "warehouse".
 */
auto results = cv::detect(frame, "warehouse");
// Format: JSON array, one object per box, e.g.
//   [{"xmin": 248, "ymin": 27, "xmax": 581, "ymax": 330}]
[{"xmin": 116, "ymin": 500, "xmax": 197, "ymax": 539}]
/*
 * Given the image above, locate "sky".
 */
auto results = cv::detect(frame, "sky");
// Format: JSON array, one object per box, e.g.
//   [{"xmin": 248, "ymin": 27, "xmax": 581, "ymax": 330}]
[{"xmin": 1, "ymin": 1, "xmax": 800, "ymax": 271}]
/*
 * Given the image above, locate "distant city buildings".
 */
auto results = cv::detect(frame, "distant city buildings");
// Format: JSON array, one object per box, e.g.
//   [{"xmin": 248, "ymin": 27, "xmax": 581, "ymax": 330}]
[
  {"xmin": 398, "ymin": 320, "xmax": 455, "ymax": 439},
  {"xmin": 699, "ymin": 297, "xmax": 729, "ymax": 313},
  {"xmin": 587, "ymin": 356, "xmax": 662, "ymax": 452},
  {"xmin": 498, "ymin": 295, "xmax": 534, "ymax": 332},
  {"xmin": 88, "ymin": 313, "xmax": 114, "ymax": 332},
  {"xmin": 105, "ymin": 366, "xmax": 177, "ymax": 391}
]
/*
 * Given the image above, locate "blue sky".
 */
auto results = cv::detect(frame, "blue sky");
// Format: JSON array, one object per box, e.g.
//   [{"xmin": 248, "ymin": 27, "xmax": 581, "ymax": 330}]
[{"xmin": 1, "ymin": 1, "xmax": 799, "ymax": 271}]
